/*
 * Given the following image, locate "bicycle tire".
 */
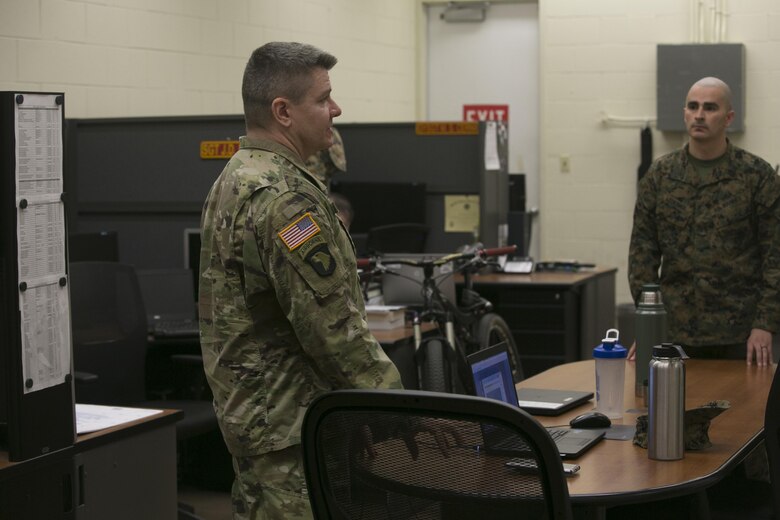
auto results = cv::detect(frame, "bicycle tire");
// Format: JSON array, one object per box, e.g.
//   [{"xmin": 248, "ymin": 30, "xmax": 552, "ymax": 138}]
[
  {"xmin": 476, "ymin": 313, "xmax": 524, "ymax": 381},
  {"xmin": 419, "ymin": 338, "xmax": 449, "ymax": 392}
]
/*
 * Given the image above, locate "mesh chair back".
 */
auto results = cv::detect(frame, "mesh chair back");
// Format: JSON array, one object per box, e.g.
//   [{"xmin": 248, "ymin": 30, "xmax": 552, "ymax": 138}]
[
  {"xmin": 70, "ymin": 261, "xmax": 148, "ymax": 405},
  {"xmin": 303, "ymin": 389, "xmax": 572, "ymax": 520},
  {"xmin": 765, "ymin": 366, "xmax": 780, "ymax": 515}
]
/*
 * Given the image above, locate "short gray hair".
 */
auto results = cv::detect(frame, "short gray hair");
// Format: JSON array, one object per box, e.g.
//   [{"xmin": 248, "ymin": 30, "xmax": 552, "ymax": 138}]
[{"xmin": 242, "ymin": 42, "xmax": 337, "ymax": 128}]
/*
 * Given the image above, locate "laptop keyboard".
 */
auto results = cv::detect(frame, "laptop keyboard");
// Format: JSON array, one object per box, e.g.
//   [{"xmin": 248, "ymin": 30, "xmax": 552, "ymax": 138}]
[
  {"xmin": 548, "ymin": 428, "xmax": 569, "ymax": 441},
  {"xmin": 153, "ymin": 319, "xmax": 199, "ymax": 338}
]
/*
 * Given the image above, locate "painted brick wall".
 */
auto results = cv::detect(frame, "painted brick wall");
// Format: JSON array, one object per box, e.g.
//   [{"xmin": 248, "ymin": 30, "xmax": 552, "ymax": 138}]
[
  {"xmin": 0, "ymin": 0, "xmax": 418, "ymax": 121},
  {"xmin": 539, "ymin": 0, "xmax": 780, "ymax": 303}
]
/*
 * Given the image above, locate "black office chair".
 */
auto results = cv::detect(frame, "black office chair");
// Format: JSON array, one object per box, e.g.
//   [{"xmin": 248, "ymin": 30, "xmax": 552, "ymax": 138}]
[
  {"xmin": 366, "ymin": 223, "xmax": 429, "ymax": 254},
  {"xmin": 302, "ymin": 389, "xmax": 572, "ymax": 520},
  {"xmin": 69, "ymin": 261, "xmax": 220, "ymax": 434},
  {"xmin": 69, "ymin": 262, "xmax": 226, "ymax": 514},
  {"xmin": 765, "ymin": 366, "xmax": 780, "ymax": 517}
]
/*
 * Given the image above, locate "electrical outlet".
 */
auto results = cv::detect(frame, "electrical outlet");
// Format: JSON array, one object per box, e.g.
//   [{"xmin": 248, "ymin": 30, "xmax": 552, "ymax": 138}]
[{"xmin": 560, "ymin": 155, "xmax": 571, "ymax": 173}]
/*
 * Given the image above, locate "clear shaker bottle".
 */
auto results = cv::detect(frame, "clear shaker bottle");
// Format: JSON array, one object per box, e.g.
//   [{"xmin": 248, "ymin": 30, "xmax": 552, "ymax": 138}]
[{"xmin": 593, "ymin": 328, "xmax": 627, "ymax": 420}]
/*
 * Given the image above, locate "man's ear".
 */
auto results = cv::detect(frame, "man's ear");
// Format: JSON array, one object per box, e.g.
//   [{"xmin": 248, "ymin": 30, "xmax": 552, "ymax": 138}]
[
  {"xmin": 271, "ymin": 97, "xmax": 292, "ymax": 127},
  {"xmin": 725, "ymin": 109, "xmax": 735, "ymax": 128}
]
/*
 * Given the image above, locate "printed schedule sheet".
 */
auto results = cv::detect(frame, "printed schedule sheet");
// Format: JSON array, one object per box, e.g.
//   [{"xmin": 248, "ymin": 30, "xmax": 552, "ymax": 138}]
[{"xmin": 14, "ymin": 93, "xmax": 70, "ymax": 394}]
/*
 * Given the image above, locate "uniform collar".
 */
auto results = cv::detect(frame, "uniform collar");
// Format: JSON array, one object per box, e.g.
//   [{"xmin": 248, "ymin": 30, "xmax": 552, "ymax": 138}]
[
  {"xmin": 673, "ymin": 140, "xmax": 736, "ymax": 186},
  {"xmin": 239, "ymin": 136, "xmax": 328, "ymax": 192}
]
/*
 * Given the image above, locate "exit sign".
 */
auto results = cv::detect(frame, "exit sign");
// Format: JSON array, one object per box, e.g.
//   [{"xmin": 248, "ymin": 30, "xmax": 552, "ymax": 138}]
[{"xmin": 463, "ymin": 104, "xmax": 509, "ymax": 122}]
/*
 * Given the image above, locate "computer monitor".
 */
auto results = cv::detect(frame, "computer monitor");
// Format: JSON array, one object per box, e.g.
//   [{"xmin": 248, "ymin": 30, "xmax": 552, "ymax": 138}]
[
  {"xmin": 330, "ymin": 181, "xmax": 427, "ymax": 235},
  {"xmin": 183, "ymin": 228, "xmax": 201, "ymax": 299},
  {"xmin": 68, "ymin": 230, "xmax": 119, "ymax": 262}
]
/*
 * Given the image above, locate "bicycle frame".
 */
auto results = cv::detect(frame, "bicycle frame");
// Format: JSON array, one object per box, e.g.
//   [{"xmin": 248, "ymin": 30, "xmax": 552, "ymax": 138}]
[{"xmin": 372, "ymin": 246, "xmax": 516, "ymax": 357}]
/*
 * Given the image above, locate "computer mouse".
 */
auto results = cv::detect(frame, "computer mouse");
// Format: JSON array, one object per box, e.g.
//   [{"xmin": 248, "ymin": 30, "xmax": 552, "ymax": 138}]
[{"xmin": 569, "ymin": 411, "xmax": 612, "ymax": 429}]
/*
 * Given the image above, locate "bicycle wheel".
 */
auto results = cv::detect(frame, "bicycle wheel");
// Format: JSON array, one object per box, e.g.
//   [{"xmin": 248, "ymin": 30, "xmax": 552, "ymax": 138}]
[
  {"xmin": 476, "ymin": 313, "xmax": 524, "ymax": 381},
  {"xmin": 418, "ymin": 338, "xmax": 449, "ymax": 392}
]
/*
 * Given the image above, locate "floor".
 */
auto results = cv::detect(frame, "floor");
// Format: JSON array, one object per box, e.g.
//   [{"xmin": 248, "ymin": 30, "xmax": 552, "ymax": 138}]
[
  {"xmin": 176, "ymin": 430, "xmax": 235, "ymax": 519},
  {"xmin": 178, "ymin": 484, "xmax": 232, "ymax": 520}
]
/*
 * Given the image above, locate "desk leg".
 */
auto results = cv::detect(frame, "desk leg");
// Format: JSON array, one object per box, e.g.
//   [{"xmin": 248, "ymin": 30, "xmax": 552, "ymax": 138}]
[
  {"xmin": 693, "ymin": 490, "xmax": 711, "ymax": 520},
  {"xmin": 573, "ymin": 504, "xmax": 606, "ymax": 520}
]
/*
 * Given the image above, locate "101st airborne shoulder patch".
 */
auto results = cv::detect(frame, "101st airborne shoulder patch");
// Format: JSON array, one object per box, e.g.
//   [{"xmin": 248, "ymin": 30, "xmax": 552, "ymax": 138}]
[
  {"xmin": 304, "ymin": 243, "xmax": 336, "ymax": 276},
  {"xmin": 278, "ymin": 212, "xmax": 321, "ymax": 251}
]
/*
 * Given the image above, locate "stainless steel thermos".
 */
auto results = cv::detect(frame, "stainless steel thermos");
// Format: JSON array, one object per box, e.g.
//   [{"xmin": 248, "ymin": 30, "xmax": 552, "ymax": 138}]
[
  {"xmin": 635, "ymin": 284, "xmax": 668, "ymax": 401},
  {"xmin": 648, "ymin": 343, "xmax": 685, "ymax": 461}
]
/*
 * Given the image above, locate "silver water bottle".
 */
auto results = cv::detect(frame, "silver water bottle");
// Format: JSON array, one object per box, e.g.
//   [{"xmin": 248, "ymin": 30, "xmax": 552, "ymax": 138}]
[
  {"xmin": 635, "ymin": 284, "xmax": 667, "ymax": 401},
  {"xmin": 648, "ymin": 343, "xmax": 685, "ymax": 461}
]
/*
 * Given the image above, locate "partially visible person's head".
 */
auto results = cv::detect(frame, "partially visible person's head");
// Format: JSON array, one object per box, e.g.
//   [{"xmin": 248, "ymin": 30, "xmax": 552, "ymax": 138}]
[
  {"xmin": 306, "ymin": 126, "xmax": 347, "ymax": 187},
  {"xmin": 242, "ymin": 42, "xmax": 338, "ymax": 131},
  {"xmin": 328, "ymin": 192, "xmax": 353, "ymax": 230},
  {"xmin": 683, "ymin": 76, "xmax": 735, "ymax": 144}
]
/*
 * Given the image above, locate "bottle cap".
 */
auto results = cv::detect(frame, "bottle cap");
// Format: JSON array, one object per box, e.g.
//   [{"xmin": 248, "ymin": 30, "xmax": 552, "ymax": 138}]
[
  {"xmin": 593, "ymin": 328, "xmax": 627, "ymax": 359},
  {"xmin": 652, "ymin": 342, "xmax": 682, "ymax": 359},
  {"xmin": 639, "ymin": 283, "xmax": 663, "ymax": 305}
]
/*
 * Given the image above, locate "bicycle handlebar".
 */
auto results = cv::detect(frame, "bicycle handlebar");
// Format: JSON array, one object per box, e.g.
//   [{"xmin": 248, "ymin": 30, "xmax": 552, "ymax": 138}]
[
  {"xmin": 356, "ymin": 244, "xmax": 517, "ymax": 270},
  {"xmin": 479, "ymin": 245, "xmax": 517, "ymax": 258}
]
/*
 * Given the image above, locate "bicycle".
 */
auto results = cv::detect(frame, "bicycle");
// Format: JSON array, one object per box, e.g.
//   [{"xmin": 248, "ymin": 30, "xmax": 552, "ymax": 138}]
[{"xmin": 359, "ymin": 245, "xmax": 523, "ymax": 394}]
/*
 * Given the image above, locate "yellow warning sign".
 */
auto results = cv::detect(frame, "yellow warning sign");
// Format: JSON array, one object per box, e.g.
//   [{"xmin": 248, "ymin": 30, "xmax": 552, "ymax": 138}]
[
  {"xmin": 200, "ymin": 140, "xmax": 240, "ymax": 159},
  {"xmin": 415, "ymin": 121, "xmax": 479, "ymax": 135}
]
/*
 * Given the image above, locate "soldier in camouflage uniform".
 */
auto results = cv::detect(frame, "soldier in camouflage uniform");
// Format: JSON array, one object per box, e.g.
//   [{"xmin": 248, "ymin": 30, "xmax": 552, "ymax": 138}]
[
  {"xmin": 305, "ymin": 126, "xmax": 347, "ymax": 192},
  {"xmin": 198, "ymin": 42, "xmax": 403, "ymax": 519},
  {"xmin": 629, "ymin": 77, "xmax": 780, "ymax": 366}
]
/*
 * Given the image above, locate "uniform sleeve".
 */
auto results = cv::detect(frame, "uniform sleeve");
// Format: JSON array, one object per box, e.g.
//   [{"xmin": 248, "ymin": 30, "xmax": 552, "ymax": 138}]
[
  {"xmin": 628, "ymin": 167, "xmax": 663, "ymax": 303},
  {"xmin": 259, "ymin": 193, "xmax": 403, "ymax": 391},
  {"xmin": 753, "ymin": 170, "xmax": 780, "ymax": 333}
]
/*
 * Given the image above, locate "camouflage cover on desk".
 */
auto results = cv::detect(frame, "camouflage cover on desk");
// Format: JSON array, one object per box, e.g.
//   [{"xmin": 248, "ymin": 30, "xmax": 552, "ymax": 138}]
[{"xmin": 633, "ymin": 400, "xmax": 730, "ymax": 450}]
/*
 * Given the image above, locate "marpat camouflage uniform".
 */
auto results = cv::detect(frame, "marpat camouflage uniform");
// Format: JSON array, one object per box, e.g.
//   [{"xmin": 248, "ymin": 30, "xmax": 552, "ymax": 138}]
[
  {"xmin": 199, "ymin": 136, "xmax": 402, "ymax": 518},
  {"xmin": 629, "ymin": 141, "xmax": 780, "ymax": 347},
  {"xmin": 304, "ymin": 127, "xmax": 346, "ymax": 189}
]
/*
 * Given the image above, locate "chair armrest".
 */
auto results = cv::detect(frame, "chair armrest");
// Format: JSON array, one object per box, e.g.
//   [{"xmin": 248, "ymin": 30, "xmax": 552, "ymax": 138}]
[
  {"xmin": 74, "ymin": 371, "xmax": 99, "ymax": 384},
  {"xmin": 171, "ymin": 354, "xmax": 204, "ymax": 366}
]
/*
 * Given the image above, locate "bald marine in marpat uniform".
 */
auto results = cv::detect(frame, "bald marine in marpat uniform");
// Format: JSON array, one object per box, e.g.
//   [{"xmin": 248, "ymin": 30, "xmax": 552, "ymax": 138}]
[{"xmin": 628, "ymin": 76, "xmax": 780, "ymax": 366}]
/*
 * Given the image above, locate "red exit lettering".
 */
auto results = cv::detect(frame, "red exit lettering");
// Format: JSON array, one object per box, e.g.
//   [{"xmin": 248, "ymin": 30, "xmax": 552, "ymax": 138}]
[{"xmin": 463, "ymin": 104, "xmax": 509, "ymax": 122}]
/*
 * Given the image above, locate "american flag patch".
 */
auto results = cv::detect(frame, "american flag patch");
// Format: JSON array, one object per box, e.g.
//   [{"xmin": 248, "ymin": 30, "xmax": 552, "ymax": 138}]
[{"xmin": 278, "ymin": 212, "xmax": 321, "ymax": 251}]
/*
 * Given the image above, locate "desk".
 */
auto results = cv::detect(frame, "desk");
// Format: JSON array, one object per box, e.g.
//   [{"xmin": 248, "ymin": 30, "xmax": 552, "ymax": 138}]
[
  {"xmin": 465, "ymin": 267, "xmax": 616, "ymax": 377},
  {"xmin": 0, "ymin": 409, "xmax": 181, "ymax": 520},
  {"xmin": 521, "ymin": 359, "xmax": 774, "ymax": 511}
]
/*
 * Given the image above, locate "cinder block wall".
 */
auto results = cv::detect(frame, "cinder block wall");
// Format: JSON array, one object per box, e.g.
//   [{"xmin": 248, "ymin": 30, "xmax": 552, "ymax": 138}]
[
  {"xmin": 0, "ymin": 0, "xmax": 418, "ymax": 121},
  {"xmin": 3, "ymin": 0, "xmax": 778, "ymax": 304},
  {"xmin": 539, "ymin": 0, "xmax": 780, "ymax": 303}
]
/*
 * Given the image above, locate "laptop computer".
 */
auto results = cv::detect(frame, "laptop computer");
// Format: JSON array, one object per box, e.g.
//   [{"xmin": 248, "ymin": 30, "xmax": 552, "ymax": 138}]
[
  {"xmin": 137, "ymin": 268, "xmax": 199, "ymax": 338},
  {"xmin": 467, "ymin": 343, "xmax": 604, "ymax": 459},
  {"xmin": 380, "ymin": 253, "xmax": 457, "ymax": 307}
]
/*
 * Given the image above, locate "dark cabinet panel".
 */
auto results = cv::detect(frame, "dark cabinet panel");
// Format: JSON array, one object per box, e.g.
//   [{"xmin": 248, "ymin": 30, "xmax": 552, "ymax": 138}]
[{"xmin": 469, "ymin": 269, "xmax": 616, "ymax": 378}]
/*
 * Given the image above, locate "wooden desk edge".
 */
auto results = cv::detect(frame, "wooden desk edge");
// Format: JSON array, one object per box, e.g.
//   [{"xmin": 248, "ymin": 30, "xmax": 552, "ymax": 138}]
[
  {"xmin": 76, "ymin": 408, "xmax": 183, "ymax": 451},
  {"xmin": 519, "ymin": 359, "xmax": 774, "ymax": 507}
]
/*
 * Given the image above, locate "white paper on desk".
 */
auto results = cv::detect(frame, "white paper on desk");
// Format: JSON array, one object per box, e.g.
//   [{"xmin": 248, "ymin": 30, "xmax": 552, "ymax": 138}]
[
  {"xmin": 76, "ymin": 403, "xmax": 163, "ymax": 434},
  {"xmin": 365, "ymin": 305, "xmax": 406, "ymax": 312}
]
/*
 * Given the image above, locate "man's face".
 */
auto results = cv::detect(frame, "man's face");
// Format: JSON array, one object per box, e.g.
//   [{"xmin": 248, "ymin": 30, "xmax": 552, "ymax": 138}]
[
  {"xmin": 683, "ymin": 84, "xmax": 734, "ymax": 144},
  {"xmin": 288, "ymin": 67, "xmax": 342, "ymax": 158}
]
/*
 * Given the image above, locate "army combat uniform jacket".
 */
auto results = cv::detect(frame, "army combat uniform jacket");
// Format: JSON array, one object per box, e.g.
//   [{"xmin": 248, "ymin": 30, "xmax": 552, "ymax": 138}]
[
  {"xmin": 199, "ymin": 136, "xmax": 403, "ymax": 457},
  {"xmin": 629, "ymin": 142, "xmax": 780, "ymax": 347}
]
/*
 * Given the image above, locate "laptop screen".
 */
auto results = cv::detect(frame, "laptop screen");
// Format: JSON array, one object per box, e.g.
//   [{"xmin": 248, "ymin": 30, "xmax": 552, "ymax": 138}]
[{"xmin": 468, "ymin": 342, "xmax": 518, "ymax": 407}]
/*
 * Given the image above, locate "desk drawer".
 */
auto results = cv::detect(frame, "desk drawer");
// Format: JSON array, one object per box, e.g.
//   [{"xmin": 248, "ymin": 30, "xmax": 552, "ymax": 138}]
[
  {"xmin": 511, "ymin": 331, "xmax": 566, "ymax": 356},
  {"xmin": 477, "ymin": 285, "xmax": 569, "ymax": 306},
  {"xmin": 500, "ymin": 305, "xmax": 566, "ymax": 330}
]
